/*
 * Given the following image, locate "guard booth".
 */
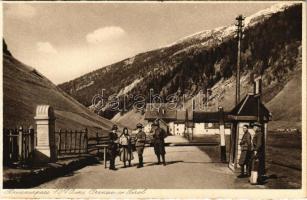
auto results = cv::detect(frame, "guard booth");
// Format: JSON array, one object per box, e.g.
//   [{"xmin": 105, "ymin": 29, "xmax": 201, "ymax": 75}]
[{"xmin": 227, "ymin": 93, "xmax": 271, "ymax": 171}]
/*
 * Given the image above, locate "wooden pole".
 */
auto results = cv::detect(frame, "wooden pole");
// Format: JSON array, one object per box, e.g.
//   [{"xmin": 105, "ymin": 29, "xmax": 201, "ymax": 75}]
[
  {"xmin": 219, "ymin": 107, "xmax": 226, "ymax": 162},
  {"xmin": 235, "ymin": 15, "xmax": 244, "ymax": 106},
  {"xmin": 18, "ymin": 126, "xmax": 23, "ymax": 162}
]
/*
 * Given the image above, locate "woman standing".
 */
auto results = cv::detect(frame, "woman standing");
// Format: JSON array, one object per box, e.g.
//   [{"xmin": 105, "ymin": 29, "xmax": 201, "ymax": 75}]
[{"xmin": 119, "ymin": 127, "xmax": 134, "ymax": 167}]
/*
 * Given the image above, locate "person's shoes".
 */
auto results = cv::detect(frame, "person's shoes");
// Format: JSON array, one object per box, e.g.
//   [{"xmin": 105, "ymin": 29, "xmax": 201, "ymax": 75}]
[
  {"xmin": 163, "ymin": 162, "xmax": 166, "ymax": 166},
  {"xmin": 157, "ymin": 161, "xmax": 161, "ymax": 165},
  {"xmin": 137, "ymin": 165, "xmax": 143, "ymax": 168},
  {"xmin": 109, "ymin": 167, "xmax": 117, "ymax": 171}
]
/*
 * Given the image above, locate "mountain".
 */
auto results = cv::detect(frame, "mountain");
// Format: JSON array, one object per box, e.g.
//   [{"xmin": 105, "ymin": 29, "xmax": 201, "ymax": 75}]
[
  {"xmin": 59, "ymin": 3, "xmax": 302, "ymax": 130},
  {"xmin": 3, "ymin": 40, "xmax": 116, "ymax": 135}
]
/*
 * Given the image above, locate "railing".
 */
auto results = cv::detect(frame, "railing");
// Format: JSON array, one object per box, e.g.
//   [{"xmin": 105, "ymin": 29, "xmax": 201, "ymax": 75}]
[
  {"xmin": 55, "ymin": 128, "xmax": 88, "ymax": 157},
  {"xmin": 3, "ymin": 126, "xmax": 35, "ymax": 166}
]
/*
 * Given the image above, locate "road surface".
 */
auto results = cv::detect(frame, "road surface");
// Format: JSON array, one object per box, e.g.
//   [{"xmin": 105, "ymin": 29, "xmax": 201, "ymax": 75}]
[{"xmin": 36, "ymin": 136, "xmax": 237, "ymax": 189}]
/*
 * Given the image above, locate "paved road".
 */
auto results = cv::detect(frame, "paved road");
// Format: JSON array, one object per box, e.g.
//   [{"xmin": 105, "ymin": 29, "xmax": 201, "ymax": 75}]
[{"xmin": 37, "ymin": 136, "xmax": 236, "ymax": 189}]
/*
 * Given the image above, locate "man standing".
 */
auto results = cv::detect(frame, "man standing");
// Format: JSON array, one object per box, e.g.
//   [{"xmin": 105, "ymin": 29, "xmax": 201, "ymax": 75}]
[
  {"xmin": 237, "ymin": 125, "xmax": 252, "ymax": 178},
  {"xmin": 108, "ymin": 125, "xmax": 119, "ymax": 170},
  {"xmin": 135, "ymin": 123, "xmax": 146, "ymax": 168},
  {"xmin": 252, "ymin": 122, "xmax": 265, "ymax": 183},
  {"xmin": 151, "ymin": 120, "xmax": 167, "ymax": 166}
]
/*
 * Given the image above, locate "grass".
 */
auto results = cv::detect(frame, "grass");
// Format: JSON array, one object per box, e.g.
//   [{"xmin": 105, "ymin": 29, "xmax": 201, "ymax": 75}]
[
  {"xmin": 265, "ymin": 131, "xmax": 301, "ymax": 188},
  {"xmin": 191, "ymin": 131, "xmax": 302, "ymax": 188}
]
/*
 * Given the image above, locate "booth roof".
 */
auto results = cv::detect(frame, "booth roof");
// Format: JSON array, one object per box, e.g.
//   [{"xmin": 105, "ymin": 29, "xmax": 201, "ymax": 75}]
[{"xmin": 229, "ymin": 94, "xmax": 271, "ymax": 122}]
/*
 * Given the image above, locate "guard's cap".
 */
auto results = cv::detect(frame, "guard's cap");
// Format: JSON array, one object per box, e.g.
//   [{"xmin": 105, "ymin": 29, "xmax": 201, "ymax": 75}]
[{"xmin": 253, "ymin": 122, "xmax": 262, "ymax": 127}]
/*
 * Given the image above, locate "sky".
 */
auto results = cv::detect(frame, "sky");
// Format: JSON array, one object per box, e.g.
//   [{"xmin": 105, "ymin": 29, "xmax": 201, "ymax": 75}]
[{"xmin": 3, "ymin": 2, "xmax": 276, "ymax": 84}]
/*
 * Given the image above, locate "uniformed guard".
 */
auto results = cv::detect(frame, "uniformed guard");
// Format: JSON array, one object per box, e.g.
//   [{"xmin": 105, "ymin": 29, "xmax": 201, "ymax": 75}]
[
  {"xmin": 237, "ymin": 124, "xmax": 252, "ymax": 178},
  {"xmin": 151, "ymin": 120, "xmax": 167, "ymax": 166},
  {"xmin": 108, "ymin": 125, "xmax": 119, "ymax": 170},
  {"xmin": 135, "ymin": 123, "xmax": 146, "ymax": 168},
  {"xmin": 251, "ymin": 122, "xmax": 265, "ymax": 184}
]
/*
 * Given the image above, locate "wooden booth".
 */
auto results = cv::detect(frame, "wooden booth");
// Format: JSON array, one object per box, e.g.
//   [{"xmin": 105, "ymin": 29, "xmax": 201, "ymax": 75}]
[{"xmin": 227, "ymin": 93, "xmax": 271, "ymax": 171}]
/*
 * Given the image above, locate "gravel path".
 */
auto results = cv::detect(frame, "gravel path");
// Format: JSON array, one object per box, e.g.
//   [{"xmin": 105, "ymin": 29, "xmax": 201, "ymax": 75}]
[{"xmin": 36, "ymin": 136, "xmax": 236, "ymax": 189}]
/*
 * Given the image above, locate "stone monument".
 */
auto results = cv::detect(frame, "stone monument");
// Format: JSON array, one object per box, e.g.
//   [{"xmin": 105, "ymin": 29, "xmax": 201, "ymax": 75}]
[{"xmin": 34, "ymin": 105, "xmax": 57, "ymax": 163}]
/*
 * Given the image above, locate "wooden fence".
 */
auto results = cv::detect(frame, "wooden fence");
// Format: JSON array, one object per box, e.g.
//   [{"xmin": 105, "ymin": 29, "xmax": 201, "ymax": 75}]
[
  {"xmin": 3, "ymin": 126, "xmax": 35, "ymax": 166},
  {"xmin": 55, "ymin": 129, "xmax": 88, "ymax": 157},
  {"xmin": 87, "ymin": 133, "xmax": 110, "ymax": 154}
]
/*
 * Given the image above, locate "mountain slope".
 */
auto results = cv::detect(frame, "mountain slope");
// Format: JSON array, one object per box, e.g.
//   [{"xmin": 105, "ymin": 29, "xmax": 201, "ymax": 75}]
[
  {"xmin": 59, "ymin": 3, "xmax": 302, "ymax": 129},
  {"xmin": 3, "ymin": 42, "xmax": 116, "ymax": 135}
]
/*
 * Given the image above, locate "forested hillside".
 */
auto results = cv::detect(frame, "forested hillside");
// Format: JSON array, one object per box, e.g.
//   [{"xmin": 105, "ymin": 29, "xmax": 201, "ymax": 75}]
[{"xmin": 59, "ymin": 3, "xmax": 302, "ymax": 127}]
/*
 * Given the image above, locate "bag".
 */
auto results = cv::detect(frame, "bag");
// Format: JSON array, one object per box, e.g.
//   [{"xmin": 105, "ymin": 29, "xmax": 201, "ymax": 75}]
[
  {"xmin": 250, "ymin": 157, "xmax": 259, "ymax": 185},
  {"xmin": 250, "ymin": 170, "xmax": 258, "ymax": 185}
]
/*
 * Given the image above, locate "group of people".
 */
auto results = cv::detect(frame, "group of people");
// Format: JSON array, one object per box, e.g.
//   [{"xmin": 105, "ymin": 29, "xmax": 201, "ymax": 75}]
[
  {"xmin": 108, "ymin": 120, "xmax": 167, "ymax": 170},
  {"xmin": 238, "ymin": 122, "xmax": 265, "ymax": 184}
]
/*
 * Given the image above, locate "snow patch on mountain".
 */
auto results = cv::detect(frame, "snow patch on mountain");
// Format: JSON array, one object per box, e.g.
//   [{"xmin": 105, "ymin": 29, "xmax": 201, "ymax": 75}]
[
  {"xmin": 245, "ymin": 2, "xmax": 300, "ymax": 27},
  {"xmin": 117, "ymin": 78, "xmax": 143, "ymax": 97}
]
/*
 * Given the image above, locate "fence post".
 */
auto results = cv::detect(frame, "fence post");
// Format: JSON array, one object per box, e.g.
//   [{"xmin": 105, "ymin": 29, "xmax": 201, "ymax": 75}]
[
  {"xmin": 58, "ymin": 129, "xmax": 62, "ymax": 156},
  {"xmin": 34, "ymin": 105, "xmax": 57, "ymax": 163},
  {"xmin": 29, "ymin": 126, "xmax": 35, "ymax": 159},
  {"xmin": 85, "ymin": 128, "xmax": 88, "ymax": 154},
  {"xmin": 3, "ymin": 129, "xmax": 8, "ymax": 165},
  {"xmin": 219, "ymin": 106, "xmax": 227, "ymax": 163},
  {"xmin": 79, "ymin": 130, "xmax": 82, "ymax": 154},
  {"xmin": 96, "ymin": 132, "xmax": 99, "ymax": 157},
  {"xmin": 64, "ymin": 130, "xmax": 68, "ymax": 154},
  {"xmin": 74, "ymin": 130, "xmax": 78, "ymax": 153},
  {"xmin": 70, "ymin": 130, "xmax": 73, "ymax": 153},
  {"xmin": 18, "ymin": 126, "xmax": 23, "ymax": 162}
]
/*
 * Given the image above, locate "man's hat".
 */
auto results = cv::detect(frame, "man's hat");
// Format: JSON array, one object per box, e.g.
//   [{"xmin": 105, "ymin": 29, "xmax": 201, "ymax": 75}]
[
  {"xmin": 253, "ymin": 122, "xmax": 262, "ymax": 127},
  {"xmin": 136, "ymin": 123, "xmax": 143, "ymax": 128},
  {"xmin": 112, "ymin": 125, "xmax": 118, "ymax": 130},
  {"xmin": 152, "ymin": 119, "xmax": 159, "ymax": 126}
]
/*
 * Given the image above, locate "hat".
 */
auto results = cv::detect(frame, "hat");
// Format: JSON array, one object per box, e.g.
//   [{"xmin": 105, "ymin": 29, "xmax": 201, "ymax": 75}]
[
  {"xmin": 152, "ymin": 119, "xmax": 160, "ymax": 126},
  {"xmin": 136, "ymin": 123, "xmax": 143, "ymax": 128},
  {"xmin": 253, "ymin": 122, "xmax": 262, "ymax": 127},
  {"xmin": 112, "ymin": 125, "xmax": 118, "ymax": 130}
]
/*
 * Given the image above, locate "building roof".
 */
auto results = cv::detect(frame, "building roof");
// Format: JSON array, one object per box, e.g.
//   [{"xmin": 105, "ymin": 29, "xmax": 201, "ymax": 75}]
[{"xmin": 193, "ymin": 111, "xmax": 229, "ymax": 123}]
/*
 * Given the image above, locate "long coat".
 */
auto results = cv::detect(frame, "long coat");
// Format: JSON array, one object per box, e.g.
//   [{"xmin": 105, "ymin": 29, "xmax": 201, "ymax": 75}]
[
  {"xmin": 108, "ymin": 131, "xmax": 118, "ymax": 152},
  {"xmin": 135, "ymin": 130, "xmax": 146, "ymax": 155},
  {"xmin": 252, "ymin": 129, "xmax": 265, "ymax": 175},
  {"xmin": 238, "ymin": 131, "xmax": 252, "ymax": 165},
  {"xmin": 119, "ymin": 134, "xmax": 134, "ymax": 162},
  {"xmin": 152, "ymin": 127, "xmax": 167, "ymax": 155}
]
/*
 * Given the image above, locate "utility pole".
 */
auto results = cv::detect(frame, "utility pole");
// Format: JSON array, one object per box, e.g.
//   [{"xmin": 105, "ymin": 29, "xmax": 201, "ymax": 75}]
[{"xmin": 235, "ymin": 15, "xmax": 244, "ymax": 105}]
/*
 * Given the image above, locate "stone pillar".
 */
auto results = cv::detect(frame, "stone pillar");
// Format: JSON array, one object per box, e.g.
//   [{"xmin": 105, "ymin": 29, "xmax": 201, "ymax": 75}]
[
  {"xmin": 34, "ymin": 105, "xmax": 57, "ymax": 163},
  {"xmin": 218, "ymin": 107, "xmax": 226, "ymax": 162}
]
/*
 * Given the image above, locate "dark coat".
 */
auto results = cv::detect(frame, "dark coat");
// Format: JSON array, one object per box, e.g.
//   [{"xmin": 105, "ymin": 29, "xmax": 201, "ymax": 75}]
[
  {"xmin": 252, "ymin": 129, "xmax": 265, "ymax": 175},
  {"xmin": 108, "ymin": 131, "xmax": 118, "ymax": 151},
  {"xmin": 252, "ymin": 130, "xmax": 264, "ymax": 153},
  {"xmin": 152, "ymin": 127, "xmax": 167, "ymax": 155},
  {"xmin": 135, "ymin": 130, "xmax": 146, "ymax": 155},
  {"xmin": 238, "ymin": 131, "xmax": 252, "ymax": 165}
]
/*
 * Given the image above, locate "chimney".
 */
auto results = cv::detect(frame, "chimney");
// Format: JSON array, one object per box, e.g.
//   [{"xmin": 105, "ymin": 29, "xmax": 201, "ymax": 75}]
[{"xmin": 254, "ymin": 76, "xmax": 262, "ymax": 95}]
